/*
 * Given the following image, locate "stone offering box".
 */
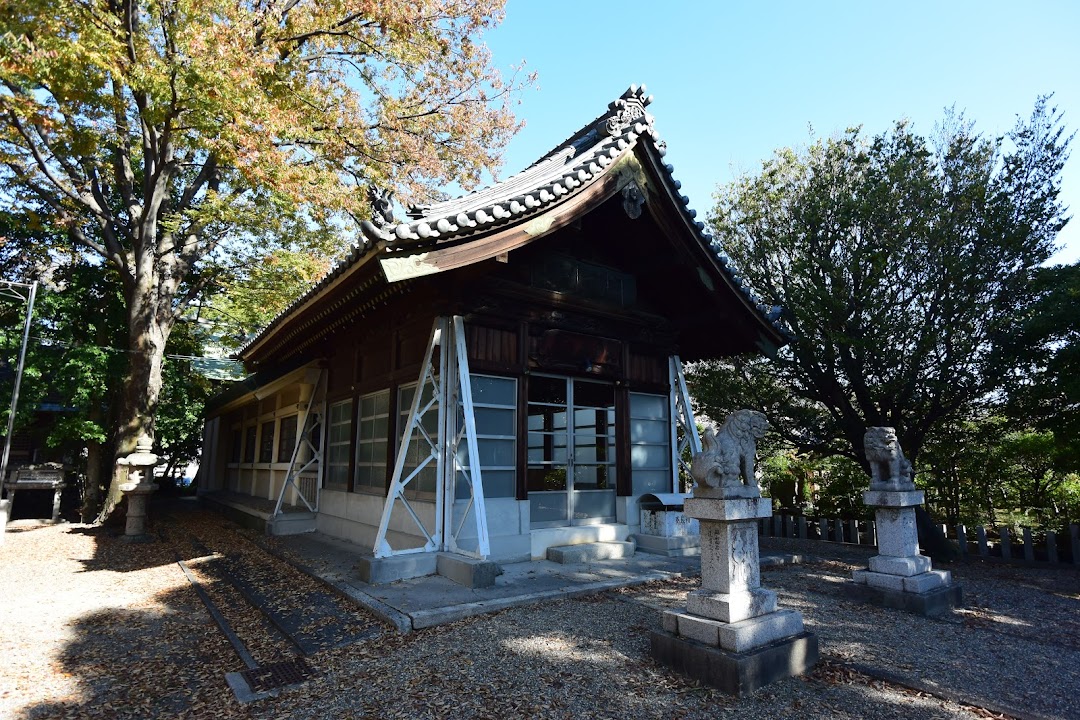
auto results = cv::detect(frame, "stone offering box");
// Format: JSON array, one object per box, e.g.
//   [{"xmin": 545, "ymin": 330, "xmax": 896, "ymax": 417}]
[{"xmin": 636, "ymin": 493, "xmax": 701, "ymax": 557}]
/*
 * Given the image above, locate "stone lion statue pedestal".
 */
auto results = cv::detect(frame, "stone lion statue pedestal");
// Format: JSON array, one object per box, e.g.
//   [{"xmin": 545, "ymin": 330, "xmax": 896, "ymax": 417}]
[
  {"xmin": 850, "ymin": 427, "xmax": 962, "ymax": 616},
  {"xmin": 650, "ymin": 411, "xmax": 818, "ymax": 696}
]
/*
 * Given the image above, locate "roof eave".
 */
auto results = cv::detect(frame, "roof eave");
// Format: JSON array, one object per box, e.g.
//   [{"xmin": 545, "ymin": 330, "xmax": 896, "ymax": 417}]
[
  {"xmin": 632, "ymin": 140, "xmax": 789, "ymax": 351},
  {"xmin": 238, "ymin": 242, "xmax": 384, "ymax": 363}
]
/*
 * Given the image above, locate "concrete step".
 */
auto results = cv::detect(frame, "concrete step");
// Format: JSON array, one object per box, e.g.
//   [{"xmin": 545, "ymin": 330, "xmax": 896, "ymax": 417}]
[
  {"xmin": 546, "ymin": 539, "xmax": 636, "ymax": 564},
  {"xmin": 634, "ymin": 533, "xmax": 702, "ymax": 557},
  {"xmin": 266, "ymin": 512, "xmax": 317, "ymax": 536}
]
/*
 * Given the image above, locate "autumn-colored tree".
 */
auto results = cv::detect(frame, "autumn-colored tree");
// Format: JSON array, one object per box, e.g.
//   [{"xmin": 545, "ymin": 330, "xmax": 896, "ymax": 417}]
[{"xmin": 0, "ymin": 0, "xmax": 527, "ymax": 519}]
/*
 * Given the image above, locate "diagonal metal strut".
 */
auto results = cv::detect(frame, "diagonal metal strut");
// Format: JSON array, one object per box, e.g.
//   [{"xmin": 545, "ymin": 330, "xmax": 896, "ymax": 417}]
[{"xmin": 373, "ymin": 316, "xmax": 490, "ymax": 559}]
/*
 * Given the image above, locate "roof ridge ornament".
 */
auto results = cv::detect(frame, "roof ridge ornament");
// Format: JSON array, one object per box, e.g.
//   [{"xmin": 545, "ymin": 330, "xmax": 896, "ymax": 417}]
[
  {"xmin": 600, "ymin": 84, "xmax": 654, "ymax": 137},
  {"xmin": 366, "ymin": 185, "xmax": 398, "ymax": 229}
]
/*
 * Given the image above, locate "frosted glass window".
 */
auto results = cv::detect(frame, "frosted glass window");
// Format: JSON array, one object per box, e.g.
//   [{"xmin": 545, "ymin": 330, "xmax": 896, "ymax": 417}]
[
  {"xmin": 458, "ymin": 374, "xmax": 517, "ymax": 499},
  {"xmin": 325, "ymin": 399, "xmax": 353, "ymax": 491},
  {"xmin": 354, "ymin": 389, "xmax": 390, "ymax": 494},
  {"xmin": 398, "ymin": 381, "xmax": 438, "ymax": 499},
  {"xmin": 630, "ymin": 392, "xmax": 672, "ymax": 494},
  {"xmin": 471, "ymin": 375, "xmax": 516, "ymax": 406}
]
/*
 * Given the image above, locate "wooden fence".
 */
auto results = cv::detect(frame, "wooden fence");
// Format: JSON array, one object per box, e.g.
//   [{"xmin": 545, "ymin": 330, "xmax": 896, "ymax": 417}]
[{"xmin": 758, "ymin": 513, "xmax": 1080, "ymax": 567}]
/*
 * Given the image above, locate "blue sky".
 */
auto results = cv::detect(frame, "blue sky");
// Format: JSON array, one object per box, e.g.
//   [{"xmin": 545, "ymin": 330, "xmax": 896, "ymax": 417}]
[{"xmin": 483, "ymin": 0, "xmax": 1080, "ymax": 263}]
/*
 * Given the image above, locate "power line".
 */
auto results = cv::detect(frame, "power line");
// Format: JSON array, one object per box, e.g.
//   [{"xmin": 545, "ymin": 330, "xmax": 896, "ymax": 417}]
[{"xmin": 0, "ymin": 333, "xmax": 246, "ymax": 367}]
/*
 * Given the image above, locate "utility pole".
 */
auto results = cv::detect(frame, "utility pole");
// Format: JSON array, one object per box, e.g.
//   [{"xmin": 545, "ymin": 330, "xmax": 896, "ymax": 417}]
[{"xmin": 0, "ymin": 280, "xmax": 38, "ymax": 521}]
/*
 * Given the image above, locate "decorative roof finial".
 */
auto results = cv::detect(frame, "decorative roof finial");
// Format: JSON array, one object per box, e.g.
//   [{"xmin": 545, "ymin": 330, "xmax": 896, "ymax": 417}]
[
  {"xmin": 601, "ymin": 84, "xmax": 654, "ymax": 136},
  {"xmin": 366, "ymin": 185, "xmax": 397, "ymax": 229}
]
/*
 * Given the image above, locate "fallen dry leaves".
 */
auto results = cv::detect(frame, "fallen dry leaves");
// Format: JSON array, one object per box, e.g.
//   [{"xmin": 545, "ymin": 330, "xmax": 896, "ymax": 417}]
[{"xmin": 2, "ymin": 502, "xmax": 1074, "ymax": 719}]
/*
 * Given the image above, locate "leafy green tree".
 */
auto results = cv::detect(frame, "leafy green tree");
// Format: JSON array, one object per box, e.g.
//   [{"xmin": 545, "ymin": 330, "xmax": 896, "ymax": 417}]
[
  {"xmin": 692, "ymin": 100, "xmax": 1072, "ymax": 475},
  {"xmin": 1, "ymin": 0, "xmax": 528, "ymax": 519},
  {"xmin": 997, "ymin": 262, "xmax": 1080, "ymax": 461},
  {"xmin": 918, "ymin": 415, "xmax": 1011, "ymax": 527},
  {"xmin": 199, "ymin": 245, "xmax": 335, "ymax": 350},
  {"xmin": 153, "ymin": 321, "xmax": 218, "ymax": 488},
  {"xmin": 1, "ymin": 211, "xmax": 220, "ymax": 516},
  {"xmin": 39, "ymin": 262, "xmax": 130, "ymax": 518},
  {"xmin": 996, "ymin": 429, "xmax": 1078, "ymax": 529}
]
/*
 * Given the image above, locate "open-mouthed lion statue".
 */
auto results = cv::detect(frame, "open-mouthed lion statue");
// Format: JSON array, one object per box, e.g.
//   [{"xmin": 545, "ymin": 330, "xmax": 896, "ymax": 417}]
[
  {"xmin": 690, "ymin": 409, "xmax": 770, "ymax": 491},
  {"xmin": 864, "ymin": 426, "xmax": 914, "ymax": 491}
]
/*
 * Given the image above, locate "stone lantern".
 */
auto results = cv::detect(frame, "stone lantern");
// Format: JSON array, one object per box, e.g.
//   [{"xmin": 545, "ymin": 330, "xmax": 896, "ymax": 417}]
[{"xmin": 118, "ymin": 432, "xmax": 159, "ymax": 542}]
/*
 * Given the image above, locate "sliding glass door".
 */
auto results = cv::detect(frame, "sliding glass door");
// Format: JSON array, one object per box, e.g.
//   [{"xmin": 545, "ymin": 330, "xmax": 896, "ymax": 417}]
[{"xmin": 527, "ymin": 375, "xmax": 617, "ymax": 528}]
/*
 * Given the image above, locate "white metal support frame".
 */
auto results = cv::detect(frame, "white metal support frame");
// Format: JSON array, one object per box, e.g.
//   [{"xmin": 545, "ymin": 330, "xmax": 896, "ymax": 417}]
[
  {"xmin": 272, "ymin": 369, "xmax": 327, "ymax": 517},
  {"xmin": 668, "ymin": 355, "xmax": 702, "ymax": 493},
  {"xmin": 373, "ymin": 316, "xmax": 490, "ymax": 559},
  {"xmin": 445, "ymin": 316, "xmax": 490, "ymax": 557}
]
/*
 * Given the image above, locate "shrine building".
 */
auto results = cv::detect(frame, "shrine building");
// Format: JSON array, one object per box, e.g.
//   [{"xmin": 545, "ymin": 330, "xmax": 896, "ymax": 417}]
[{"xmin": 198, "ymin": 86, "xmax": 784, "ymax": 567}]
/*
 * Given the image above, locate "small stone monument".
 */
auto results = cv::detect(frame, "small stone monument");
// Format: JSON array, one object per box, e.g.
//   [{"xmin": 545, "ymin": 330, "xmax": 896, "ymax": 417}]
[
  {"xmin": 851, "ymin": 427, "xmax": 962, "ymax": 615},
  {"xmin": 117, "ymin": 432, "xmax": 159, "ymax": 542},
  {"xmin": 650, "ymin": 410, "xmax": 818, "ymax": 696}
]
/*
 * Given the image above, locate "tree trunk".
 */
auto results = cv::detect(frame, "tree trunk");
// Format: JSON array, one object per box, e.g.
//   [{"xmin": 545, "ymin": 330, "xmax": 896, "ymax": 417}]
[
  {"xmin": 95, "ymin": 281, "xmax": 173, "ymax": 524},
  {"xmin": 80, "ymin": 440, "xmax": 102, "ymax": 523}
]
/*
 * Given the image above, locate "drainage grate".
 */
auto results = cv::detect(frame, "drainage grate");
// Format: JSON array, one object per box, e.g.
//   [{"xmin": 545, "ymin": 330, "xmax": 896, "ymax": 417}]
[{"xmin": 241, "ymin": 658, "xmax": 315, "ymax": 693}]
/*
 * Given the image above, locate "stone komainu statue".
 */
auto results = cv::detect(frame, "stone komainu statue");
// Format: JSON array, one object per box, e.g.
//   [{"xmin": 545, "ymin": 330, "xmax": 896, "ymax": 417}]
[
  {"xmin": 690, "ymin": 410, "xmax": 770, "ymax": 490},
  {"xmin": 863, "ymin": 426, "xmax": 914, "ymax": 490}
]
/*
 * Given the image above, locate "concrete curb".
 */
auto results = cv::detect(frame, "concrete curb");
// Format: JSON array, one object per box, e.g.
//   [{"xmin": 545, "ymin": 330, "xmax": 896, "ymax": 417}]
[
  {"xmin": 322, "ymin": 578, "xmax": 414, "ymax": 635},
  {"xmin": 250, "ymin": 534, "xmax": 807, "ymax": 635},
  {"xmin": 407, "ymin": 570, "xmax": 676, "ymax": 629}
]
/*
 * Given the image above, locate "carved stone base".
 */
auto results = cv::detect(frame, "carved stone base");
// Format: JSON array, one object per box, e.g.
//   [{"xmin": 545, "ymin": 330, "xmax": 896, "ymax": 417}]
[
  {"xmin": 650, "ymin": 628, "xmax": 819, "ymax": 696},
  {"xmin": 853, "ymin": 567, "xmax": 951, "ymax": 592},
  {"xmin": 868, "ymin": 554, "xmax": 932, "ymax": 577},
  {"xmin": 661, "ymin": 608, "xmax": 804, "ymax": 653},
  {"xmin": 849, "ymin": 577, "xmax": 963, "ymax": 617},
  {"xmin": 862, "ymin": 489, "xmax": 924, "ymax": 508},
  {"xmin": 686, "ymin": 587, "xmax": 777, "ymax": 624},
  {"xmin": 122, "ymin": 483, "xmax": 157, "ymax": 541}
]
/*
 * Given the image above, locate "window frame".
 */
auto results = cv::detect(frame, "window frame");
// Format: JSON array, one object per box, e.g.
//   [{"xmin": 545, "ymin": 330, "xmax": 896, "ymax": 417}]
[
  {"xmin": 629, "ymin": 391, "xmax": 673, "ymax": 495},
  {"xmin": 277, "ymin": 414, "xmax": 299, "ymax": 466},
  {"xmin": 396, "ymin": 379, "xmax": 440, "ymax": 501},
  {"xmin": 353, "ymin": 389, "xmax": 391, "ymax": 495},
  {"xmin": 460, "ymin": 374, "xmax": 517, "ymax": 499},
  {"xmin": 324, "ymin": 398, "xmax": 353, "ymax": 491},
  {"xmin": 242, "ymin": 424, "xmax": 257, "ymax": 464}
]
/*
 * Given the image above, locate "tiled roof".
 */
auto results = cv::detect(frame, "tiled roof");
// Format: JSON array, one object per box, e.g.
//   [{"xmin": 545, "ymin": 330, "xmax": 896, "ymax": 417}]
[
  {"xmin": 359, "ymin": 85, "xmax": 660, "ymax": 249},
  {"xmin": 238, "ymin": 85, "xmax": 784, "ymax": 359}
]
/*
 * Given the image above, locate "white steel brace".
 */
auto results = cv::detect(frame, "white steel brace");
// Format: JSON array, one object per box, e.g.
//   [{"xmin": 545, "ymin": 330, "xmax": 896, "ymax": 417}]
[
  {"xmin": 272, "ymin": 369, "xmax": 326, "ymax": 517},
  {"xmin": 668, "ymin": 355, "xmax": 702, "ymax": 493},
  {"xmin": 373, "ymin": 316, "xmax": 490, "ymax": 559}
]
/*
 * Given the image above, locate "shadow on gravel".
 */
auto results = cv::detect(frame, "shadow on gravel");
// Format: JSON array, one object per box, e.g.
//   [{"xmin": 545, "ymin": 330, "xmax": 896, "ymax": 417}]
[
  {"xmin": 18, "ymin": 584, "xmax": 245, "ymax": 720},
  {"xmin": 13, "ymin": 500, "xmax": 386, "ymax": 719},
  {"xmin": 68, "ymin": 522, "xmax": 208, "ymax": 574}
]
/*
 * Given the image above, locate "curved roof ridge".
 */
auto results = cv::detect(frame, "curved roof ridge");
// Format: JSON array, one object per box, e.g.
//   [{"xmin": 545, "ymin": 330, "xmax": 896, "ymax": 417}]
[
  {"xmin": 237, "ymin": 85, "xmax": 788, "ymax": 360},
  {"xmin": 413, "ymin": 146, "xmax": 578, "ymax": 218}
]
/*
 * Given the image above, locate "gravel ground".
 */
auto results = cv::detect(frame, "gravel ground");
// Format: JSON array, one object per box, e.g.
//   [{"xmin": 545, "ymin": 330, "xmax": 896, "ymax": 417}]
[{"xmin": 1, "ymin": 506, "xmax": 1076, "ymax": 720}]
